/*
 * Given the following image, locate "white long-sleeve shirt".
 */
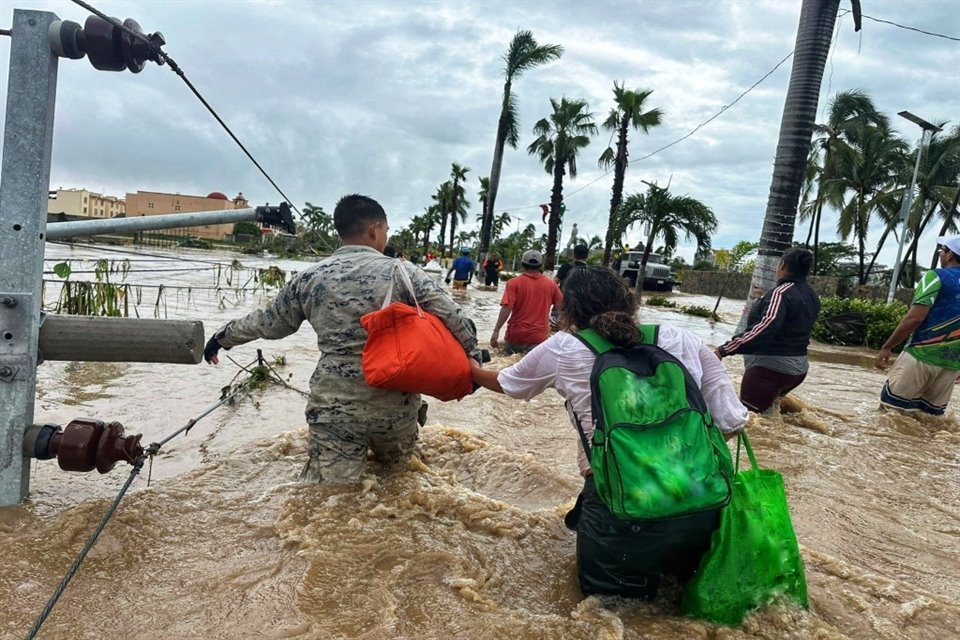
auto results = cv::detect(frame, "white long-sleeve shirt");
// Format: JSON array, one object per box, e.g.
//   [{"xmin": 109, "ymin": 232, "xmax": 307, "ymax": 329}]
[{"xmin": 497, "ymin": 326, "xmax": 748, "ymax": 475}]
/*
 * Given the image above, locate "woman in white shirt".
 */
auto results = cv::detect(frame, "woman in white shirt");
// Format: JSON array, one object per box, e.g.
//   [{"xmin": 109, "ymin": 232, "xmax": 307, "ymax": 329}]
[{"xmin": 471, "ymin": 266, "xmax": 748, "ymax": 599}]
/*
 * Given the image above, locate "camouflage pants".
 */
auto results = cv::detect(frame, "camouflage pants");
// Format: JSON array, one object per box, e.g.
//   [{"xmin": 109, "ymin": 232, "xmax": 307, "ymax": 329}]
[{"xmin": 299, "ymin": 417, "xmax": 420, "ymax": 484}]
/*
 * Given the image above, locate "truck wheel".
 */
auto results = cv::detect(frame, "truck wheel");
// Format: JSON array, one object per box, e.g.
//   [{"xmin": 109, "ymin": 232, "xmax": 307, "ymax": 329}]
[{"xmin": 626, "ymin": 274, "xmax": 637, "ymax": 288}]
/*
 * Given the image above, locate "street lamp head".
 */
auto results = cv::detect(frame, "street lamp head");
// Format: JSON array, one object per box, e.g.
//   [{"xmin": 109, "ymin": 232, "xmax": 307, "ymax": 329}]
[{"xmin": 898, "ymin": 111, "xmax": 943, "ymax": 133}]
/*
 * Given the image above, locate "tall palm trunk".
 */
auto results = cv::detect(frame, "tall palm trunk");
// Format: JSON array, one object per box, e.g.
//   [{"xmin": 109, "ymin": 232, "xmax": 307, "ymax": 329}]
[
  {"xmin": 437, "ymin": 212, "xmax": 449, "ymax": 260},
  {"xmin": 857, "ymin": 192, "xmax": 867, "ymax": 285},
  {"xmin": 808, "ymin": 151, "xmax": 832, "ymax": 274},
  {"xmin": 804, "ymin": 209, "xmax": 816, "ymax": 245},
  {"xmin": 740, "ymin": 0, "xmax": 841, "ymax": 329},
  {"xmin": 480, "ymin": 81, "xmax": 512, "ymax": 258},
  {"xmin": 450, "ymin": 174, "xmax": 462, "ymax": 256},
  {"xmin": 635, "ymin": 223, "xmax": 659, "ymax": 300},
  {"xmin": 545, "ymin": 159, "xmax": 565, "ymax": 271},
  {"xmin": 903, "ymin": 198, "xmax": 936, "ymax": 284},
  {"xmin": 864, "ymin": 222, "xmax": 893, "ymax": 285},
  {"xmin": 603, "ymin": 116, "xmax": 630, "ymax": 266},
  {"xmin": 449, "ymin": 213, "xmax": 458, "ymax": 253},
  {"xmin": 812, "ymin": 200, "xmax": 824, "ymax": 274}
]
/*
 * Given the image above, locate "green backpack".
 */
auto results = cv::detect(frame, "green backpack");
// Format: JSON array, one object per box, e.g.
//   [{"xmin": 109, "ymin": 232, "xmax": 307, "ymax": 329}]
[{"xmin": 573, "ymin": 325, "xmax": 734, "ymax": 521}]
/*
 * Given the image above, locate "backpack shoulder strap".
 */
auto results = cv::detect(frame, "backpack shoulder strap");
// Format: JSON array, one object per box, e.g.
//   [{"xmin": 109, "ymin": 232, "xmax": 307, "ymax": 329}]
[
  {"xmin": 639, "ymin": 323, "xmax": 659, "ymax": 346},
  {"xmin": 572, "ymin": 328, "xmax": 614, "ymax": 355}
]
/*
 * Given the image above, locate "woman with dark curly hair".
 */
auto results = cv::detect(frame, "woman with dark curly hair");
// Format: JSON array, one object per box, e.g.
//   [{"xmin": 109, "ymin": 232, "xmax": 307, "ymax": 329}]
[{"xmin": 471, "ymin": 266, "xmax": 747, "ymax": 599}]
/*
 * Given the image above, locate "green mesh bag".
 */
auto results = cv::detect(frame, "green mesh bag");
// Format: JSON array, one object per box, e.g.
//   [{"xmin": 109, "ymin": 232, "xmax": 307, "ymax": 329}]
[
  {"xmin": 682, "ymin": 432, "xmax": 808, "ymax": 625},
  {"xmin": 573, "ymin": 326, "xmax": 733, "ymax": 520}
]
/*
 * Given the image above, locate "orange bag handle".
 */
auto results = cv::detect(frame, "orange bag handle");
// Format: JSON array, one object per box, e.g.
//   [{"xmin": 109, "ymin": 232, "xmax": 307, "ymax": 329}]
[{"xmin": 381, "ymin": 260, "xmax": 424, "ymax": 318}]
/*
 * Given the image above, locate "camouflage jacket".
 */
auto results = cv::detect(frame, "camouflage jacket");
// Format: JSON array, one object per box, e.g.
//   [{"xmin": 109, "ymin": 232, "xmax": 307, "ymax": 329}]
[{"xmin": 215, "ymin": 245, "xmax": 480, "ymax": 425}]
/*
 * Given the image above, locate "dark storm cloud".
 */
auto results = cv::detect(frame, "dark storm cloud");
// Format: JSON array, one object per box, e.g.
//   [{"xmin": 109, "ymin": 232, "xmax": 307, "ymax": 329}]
[{"xmin": 1, "ymin": 0, "xmax": 957, "ymax": 261}]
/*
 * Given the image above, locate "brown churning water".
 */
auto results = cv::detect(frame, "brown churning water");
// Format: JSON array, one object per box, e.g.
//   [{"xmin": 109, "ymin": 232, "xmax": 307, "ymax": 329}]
[{"xmin": 0, "ymin": 245, "xmax": 958, "ymax": 639}]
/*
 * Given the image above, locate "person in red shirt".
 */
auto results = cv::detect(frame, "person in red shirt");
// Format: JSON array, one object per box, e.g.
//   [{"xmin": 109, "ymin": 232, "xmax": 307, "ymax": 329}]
[{"xmin": 491, "ymin": 250, "xmax": 563, "ymax": 354}]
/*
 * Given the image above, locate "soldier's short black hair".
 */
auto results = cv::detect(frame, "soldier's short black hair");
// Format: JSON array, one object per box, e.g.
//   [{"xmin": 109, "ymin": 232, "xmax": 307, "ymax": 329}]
[
  {"xmin": 781, "ymin": 247, "xmax": 813, "ymax": 278},
  {"xmin": 334, "ymin": 194, "xmax": 387, "ymax": 238},
  {"xmin": 573, "ymin": 244, "xmax": 589, "ymax": 259}
]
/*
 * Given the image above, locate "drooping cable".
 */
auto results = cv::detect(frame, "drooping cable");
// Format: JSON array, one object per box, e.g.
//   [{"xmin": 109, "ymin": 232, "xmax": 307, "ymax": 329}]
[{"xmin": 68, "ymin": 0, "xmax": 304, "ymax": 218}]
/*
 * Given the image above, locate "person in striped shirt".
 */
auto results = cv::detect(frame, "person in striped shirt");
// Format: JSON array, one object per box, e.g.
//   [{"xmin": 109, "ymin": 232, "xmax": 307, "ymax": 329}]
[{"xmin": 716, "ymin": 248, "xmax": 820, "ymax": 413}]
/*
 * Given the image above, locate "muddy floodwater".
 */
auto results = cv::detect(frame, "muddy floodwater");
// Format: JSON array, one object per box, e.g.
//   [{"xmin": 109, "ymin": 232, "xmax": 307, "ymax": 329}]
[{"xmin": 1, "ymin": 244, "xmax": 958, "ymax": 640}]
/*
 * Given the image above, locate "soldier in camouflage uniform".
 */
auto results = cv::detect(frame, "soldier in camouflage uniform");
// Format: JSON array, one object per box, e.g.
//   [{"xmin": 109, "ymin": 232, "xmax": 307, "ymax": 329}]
[{"xmin": 204, "ymin": 195, "xmax": 481, "ymax": 483}]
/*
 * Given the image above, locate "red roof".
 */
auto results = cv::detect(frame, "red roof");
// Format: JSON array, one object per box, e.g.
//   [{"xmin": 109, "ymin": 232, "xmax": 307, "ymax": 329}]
[{"xmin": 206, "ymin": 191, "xmax": 228, "ymax": 200}]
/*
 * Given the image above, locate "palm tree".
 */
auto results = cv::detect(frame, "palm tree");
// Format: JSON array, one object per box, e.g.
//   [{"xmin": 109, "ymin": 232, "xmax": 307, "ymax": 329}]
[
  {"xmin": 477, "ymin": 176, "xmax": 490, "ymax": 226},
  {"xmin": 618, "ymin": 182, "xmax": 717, "ymax": 295},
  {"xmin": 598, "ymin": 82, "xmax": 663, "ymax": 266},
  {"xmin": 301, "ymin": 202, "xmax": 337, "ymax": 250},
  {"xmin": 803, "ymin": 90, "xmax": 888, "ymax": 273},
  {"xmin": 431, "ymin": 182, "xmax": 453, "ymax": 259},
  {"xmin": 448, "ymin": 163, "xmax": 471, "ymax": 254},
  {"xmin": 741, "ymin": 0, "xmax": 853, "ymax": 329},
  {"xmin": 527, "ymin": 97, "xmax": 597, "ymax": 270},
  {"xmin": 418, "ymin": 207, "xmax": 439, "ymax": 255},
  {"xmin": 479, "ymin": 31, "xmax": 564, "ymax": 259},
  {"xmin": 833, "ymin": 124, "xmax": 907, "ymax": 284},
  {"xmin": 930, "ymin": 183, "xmax": 960, "ymax": 269},
  {"xmin": 896, "ymin": 125, "xmax": 960, "ymax": 281},
  {"xmin": 490, "ymin": 211, "xmax": 514, "ymax": 243}
]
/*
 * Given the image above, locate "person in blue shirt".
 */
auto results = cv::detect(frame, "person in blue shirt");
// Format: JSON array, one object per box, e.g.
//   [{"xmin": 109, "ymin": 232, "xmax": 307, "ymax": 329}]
[
  {"xmin": 876, "ymin": 234, "xmax": 960, "ymax": 415},
  {"xmin": 445, "ymin": 247, "xmax": 476, "ymax": 290}
]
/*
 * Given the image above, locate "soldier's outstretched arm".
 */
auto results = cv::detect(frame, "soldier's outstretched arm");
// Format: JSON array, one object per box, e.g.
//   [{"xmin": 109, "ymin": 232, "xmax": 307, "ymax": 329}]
[
  {"xmin": 404, "ymin": 264, "xmax": 481, "ymax": 361},
  {"xmin": 214, "ymin": 274, "xmax": 308, "ymax": 350}
]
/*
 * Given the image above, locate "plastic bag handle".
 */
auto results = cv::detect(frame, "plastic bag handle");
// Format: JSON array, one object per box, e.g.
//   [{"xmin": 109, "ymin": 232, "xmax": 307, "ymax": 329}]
[
  {"xmin": 735, "ymin": 431, "xmax": 759, "ymax": 473},
  {"xmin": 381, "ymin": 260, "xmax": 423, "ymax": 317}
]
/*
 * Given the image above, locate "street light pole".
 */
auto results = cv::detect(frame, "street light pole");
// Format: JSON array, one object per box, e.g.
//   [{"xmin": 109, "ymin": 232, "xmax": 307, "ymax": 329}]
[{"xmin": 886, "ymin": 111, "xmax": 942, "ymax": 304}]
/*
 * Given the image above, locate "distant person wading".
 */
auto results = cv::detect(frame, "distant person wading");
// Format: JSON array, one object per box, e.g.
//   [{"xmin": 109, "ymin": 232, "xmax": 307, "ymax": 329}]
[{"xmin": 490, "ymin": 249, "xmax": 563, "ymax": 354}]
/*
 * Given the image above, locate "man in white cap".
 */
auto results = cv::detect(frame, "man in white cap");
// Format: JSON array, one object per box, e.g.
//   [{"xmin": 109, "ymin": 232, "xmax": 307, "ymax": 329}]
[
  {"xmin": 876, "ymin": 234, "xmax": 960, "ymax": 415},
  {"xmin": 491, "ymin": 249, "xmax": 563, "ymax": 354}
]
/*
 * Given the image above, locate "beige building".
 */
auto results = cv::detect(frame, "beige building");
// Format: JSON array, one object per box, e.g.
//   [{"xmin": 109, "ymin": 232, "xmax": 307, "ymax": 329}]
[
  {"xmin": 48, "ymin": 188, "xmax": 125, "ymax": 218},
  {"xmin": 124, "ymin": 190, "xmax": 250, "ymax": 240}
]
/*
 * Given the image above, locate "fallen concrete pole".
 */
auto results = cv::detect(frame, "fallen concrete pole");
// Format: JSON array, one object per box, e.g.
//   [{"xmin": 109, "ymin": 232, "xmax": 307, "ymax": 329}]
[
  {"xmin": 45, "ymin": 208, "xmax": 259, "ymax": 239},
  {"xmin": 39, "ymin": 315, "xmax": 204, "ymax": 364}
]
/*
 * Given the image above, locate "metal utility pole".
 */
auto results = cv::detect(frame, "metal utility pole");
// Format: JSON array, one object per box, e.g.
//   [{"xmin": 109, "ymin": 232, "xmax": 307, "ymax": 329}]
[
  {"xmin": 0, "ymin": 9, "xmax": 60, "ymax": 506},
  {"xmin": 886, "ymin": 111, "xmax": 942, "ymax": 304}
]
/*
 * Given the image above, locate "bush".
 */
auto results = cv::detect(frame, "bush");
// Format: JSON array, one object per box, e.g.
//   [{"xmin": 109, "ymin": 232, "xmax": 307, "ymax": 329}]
[
  {"xmin": 682, "ymin": 305, "xmax": 714, "ymax": 318},
  {"xmin": 813, "ymin": 296, "xmax": 907, "ymax": 350},
  {"xmin": 646, "ymin": 296, "xmax": 677, "ymax": 308}
]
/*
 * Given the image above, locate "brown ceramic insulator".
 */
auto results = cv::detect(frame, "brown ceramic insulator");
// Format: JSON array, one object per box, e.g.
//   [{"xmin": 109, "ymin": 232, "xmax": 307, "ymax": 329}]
[
  {"xmin": 52, "ymin": 419, "xmax": 105, "ymax": 472},
  {"xmin": 95, "ymin": 422, "xmax": 144, "ymax": 473}
]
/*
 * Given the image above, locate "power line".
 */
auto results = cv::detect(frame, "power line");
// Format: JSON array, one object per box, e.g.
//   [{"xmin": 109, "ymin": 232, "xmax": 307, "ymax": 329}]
[
  {"xmin": 631, "ymin": 50, "xmax": 794, "ymax": 165},
  {"xmin": 839, "ymin": 10, "xmax": 960, "ymax": 42},
  {"xmin": 69, "ymin": 0, "xmax": 304, "ymax": 218}
]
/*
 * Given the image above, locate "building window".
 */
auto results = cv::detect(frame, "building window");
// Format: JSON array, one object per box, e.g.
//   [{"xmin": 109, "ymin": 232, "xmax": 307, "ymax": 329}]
[
  {"xmin": 147, "ymin": 203, "xmax": 154, "ymax": 209},
  {"xmin": 175, "ymin": 205, "xmax": 181, "ymax": 211},
  {"xmin": 83, "ymin": 206, "xmax": 87, "ymax": 213}
]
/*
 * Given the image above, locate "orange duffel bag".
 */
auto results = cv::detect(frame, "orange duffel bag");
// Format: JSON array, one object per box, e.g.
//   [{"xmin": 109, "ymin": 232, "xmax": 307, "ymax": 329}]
[{"xmin": 360, "ymin": 261, "xmax": 473, "ymax": 401}]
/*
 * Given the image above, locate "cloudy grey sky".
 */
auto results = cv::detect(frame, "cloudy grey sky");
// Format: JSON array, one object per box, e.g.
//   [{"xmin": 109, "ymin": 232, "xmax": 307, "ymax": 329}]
[{"xmin": 2, "ymin": 0, "xmax": 958, "ymax": 263}]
